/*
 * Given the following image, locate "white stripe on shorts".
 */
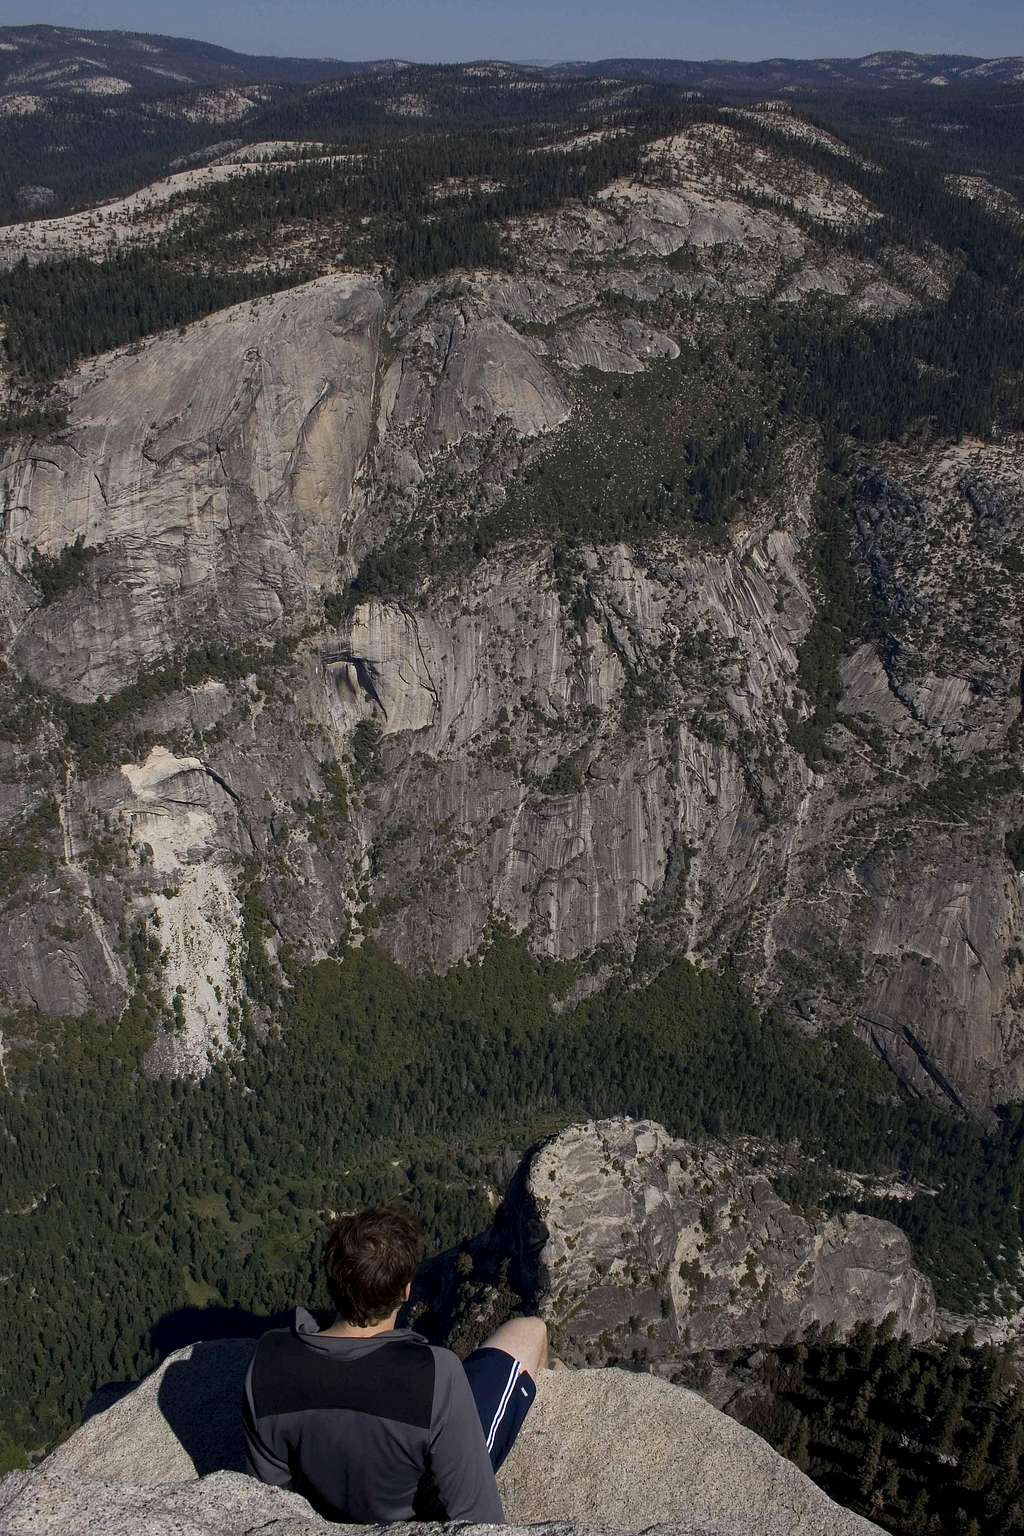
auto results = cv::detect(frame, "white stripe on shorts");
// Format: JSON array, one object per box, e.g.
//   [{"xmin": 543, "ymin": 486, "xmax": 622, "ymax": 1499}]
[{"xmin": 486, "ymin": 1356, "xmax": 522, "ymax": 1452}]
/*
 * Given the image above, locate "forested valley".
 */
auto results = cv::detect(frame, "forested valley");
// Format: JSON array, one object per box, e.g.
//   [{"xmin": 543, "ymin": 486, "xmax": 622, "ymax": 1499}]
[{"xmin": 4, "ymin": 933, "xmax": 1024, "ymax": 1526}]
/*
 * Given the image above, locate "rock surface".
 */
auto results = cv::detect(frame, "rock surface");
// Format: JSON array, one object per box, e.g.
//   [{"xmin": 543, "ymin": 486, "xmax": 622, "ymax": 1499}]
[
  {"xmin": 1, "ymin": 1339, "xmax": 881, "ymax": 1535},
  {"xmin": 1, "ymin": 105, "xmax": 1022, "ymax": 1109},
  {"xmin": 0, "ymin": 1470, "xmax": 881, "ymax": 1536},
  {"xmin": 504, "ymin": 1120, "xmax": 935, "ymax": 1361}
]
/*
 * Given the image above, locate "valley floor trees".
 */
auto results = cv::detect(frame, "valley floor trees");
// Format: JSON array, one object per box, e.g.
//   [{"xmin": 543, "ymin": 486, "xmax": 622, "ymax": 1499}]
[{"xmin": 3, "ymin": 935, "xmax": 1024, "ymax": 1504}]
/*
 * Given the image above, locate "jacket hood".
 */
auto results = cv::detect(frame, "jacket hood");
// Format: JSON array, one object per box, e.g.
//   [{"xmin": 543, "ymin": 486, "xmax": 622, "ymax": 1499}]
[{"xmin": 290, "ymin": 1306, "xmax": 426, "ymax": 1358}]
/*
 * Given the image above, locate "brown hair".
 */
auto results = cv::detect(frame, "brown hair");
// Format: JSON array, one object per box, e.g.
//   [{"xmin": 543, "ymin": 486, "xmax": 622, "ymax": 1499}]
[{"xmin": 323, "ymin": 1207, "xmax": 421, "ymax": 1326}]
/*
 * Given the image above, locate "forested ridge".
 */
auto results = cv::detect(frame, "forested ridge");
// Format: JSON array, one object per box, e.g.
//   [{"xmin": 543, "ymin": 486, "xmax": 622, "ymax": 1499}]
[
  {"xmin": 0, "ymin": 33, "xmax": 1020, "ymax": 225},
  {"xmin": 0, "ymin": 65, "xmax": 686, "ymax": 227},
  {"xmin": 0, "ymin": 108, "xmax": 686, "ymax": 392},
  {"xmin": 3, "ymin": 78, "xmax": 1023, "ymax": 404}
]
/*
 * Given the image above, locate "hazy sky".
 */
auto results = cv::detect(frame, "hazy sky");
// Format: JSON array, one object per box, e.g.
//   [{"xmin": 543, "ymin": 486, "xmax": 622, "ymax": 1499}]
[{"xmin": 0, "ymin": 0, "xmax": 1020, "ymax": 63}]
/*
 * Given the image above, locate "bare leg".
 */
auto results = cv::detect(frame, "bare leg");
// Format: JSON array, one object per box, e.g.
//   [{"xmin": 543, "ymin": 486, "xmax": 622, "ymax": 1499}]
[{"xmin": 481, "ymin": 1315, "xmax": 548, "ymax": 1379}]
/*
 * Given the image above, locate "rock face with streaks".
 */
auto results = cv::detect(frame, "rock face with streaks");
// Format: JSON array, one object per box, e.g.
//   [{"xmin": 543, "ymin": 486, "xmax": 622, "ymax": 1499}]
[
  {"xmin": 4, "ymin": 274, "xmax": 384, "ymax": 701},
  {"xmin": 0, "ymin": 113, "xmax": 1022, "ymax": 1109},
  {"xmin": 0, "ymin": 1337, "xmax": 883, "ymax": 1536},
  {"xmin": 324, "ymin": 512, "xmax": 816, "ymax": 971},
  {"xmin": 505, "ymin": 1120, "xmax": 935, "ymax": 1362}
]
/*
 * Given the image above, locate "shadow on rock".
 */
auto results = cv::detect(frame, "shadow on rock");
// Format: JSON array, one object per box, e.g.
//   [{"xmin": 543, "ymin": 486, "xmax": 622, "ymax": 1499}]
[
  {"xmin": 83, "ymin": 1308, "xmax": 287, "ymax": 1426},
  {"xmin": 155, "ymin": 1340, "xmax": 256, "ymax": 1475},
  {"xmin": 150, "ymin": 1307, "xmax": 308, "ymax": 1476},
  {"xmin": 51, "ymin": 1309, "xmax": 334, "ymax": 1483},
  {"xmin": 82, "ymin": 1307, "xmax": 299, "ymax": 1426}
]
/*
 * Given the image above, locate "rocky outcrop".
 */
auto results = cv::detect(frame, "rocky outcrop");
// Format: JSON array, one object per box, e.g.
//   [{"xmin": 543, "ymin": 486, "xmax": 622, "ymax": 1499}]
[
  {"xmin": 515, "ymin": 1120, "xmax": 934, "ymax": 1361},
  {"xmin": 379, "ymin": 297, "xmax": 571, "ymax": 459},
  {"xmin": 0, "ymin": 1473, "xmax": 835, "ymax": 1536},
  {"xmin": 0, "ymin": 1338, "xmax": 882, "ymax": 1536}
]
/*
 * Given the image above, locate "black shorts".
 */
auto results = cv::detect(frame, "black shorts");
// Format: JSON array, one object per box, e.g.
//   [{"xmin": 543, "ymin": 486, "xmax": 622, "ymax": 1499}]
[{"xmin": 462, "ymin": 1346, "xmax": 537, "ymax": 1471}]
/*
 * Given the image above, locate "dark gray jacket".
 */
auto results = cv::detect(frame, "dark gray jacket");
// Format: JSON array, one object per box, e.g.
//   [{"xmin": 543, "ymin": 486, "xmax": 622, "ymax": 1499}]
[{"xmin": 242, "ymin": 1309, "xmax": 503, "ymax": 1524}]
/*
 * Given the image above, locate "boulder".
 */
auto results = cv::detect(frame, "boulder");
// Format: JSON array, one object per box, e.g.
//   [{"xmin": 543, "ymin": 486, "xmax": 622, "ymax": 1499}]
[
  {"xmin": 1, "ymin": 1336, "xmax": 881, "ymax": 1536},
  {"xmin": 0, "ymin": 1466, "xmax": 873, "ymax": 1536}
]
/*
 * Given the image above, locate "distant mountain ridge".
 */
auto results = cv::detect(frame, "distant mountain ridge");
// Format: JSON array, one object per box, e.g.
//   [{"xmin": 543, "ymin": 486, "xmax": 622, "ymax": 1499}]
[
  {"xmin": 0, "ymin": 26, "xmax": 1021, "ymax": 98},
  {"xmin": 558, "ymin": 51, "xmax": 1024, "ymax": 89},
  {"xmin": 0, "ymin": 24, "xmax": 395, "ymax": 95}
]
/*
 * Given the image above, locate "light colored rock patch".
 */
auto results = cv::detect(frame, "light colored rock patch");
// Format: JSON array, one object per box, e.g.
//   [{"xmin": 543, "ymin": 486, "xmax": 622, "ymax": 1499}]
[
  {"xmin": 388, "ymin": 91, "xmax": 430, "ymax": 117},
  {"xmin": 153, "ymin": 87, "xmax": 261, "ymax": 123},
  {"xmin": 600, "ymin": 180, "xmax": 803, "ymax": 258},
  {"xmin": 878, "ymin": 242, "xmax": 953, "ymax": 301},
  {"xmin": 646, "ymin": 123, "xmax": 878, "ymax": 229},
  {"xmin": 379, "ymin": 298, "xmax": 570, "ymax": 457},
  {"xmin": 503, "ymin": 1368, "xmax": 882, "ymax": 1534},
  {"xmin": 550, "ymin": 313, "xmax": 680, "ymax": 372},
  {"xmin": 214, "ymin": 139, "xmax": 329, "ymax": 163},
  {"xmin": 0, "ymin": 149, "xmax": 337, "ymax": 267},
  {"xmin": 947, "ymin": 174, "xmax": 1023, "ymax": 223},
  {"xmin": 120, "ymin": 747, "xmax": 242, "ymax": 1078},
  {"xmin": 777, "ymin": 254, "xmax": 917, "ymax": 311},
  {"xmin": 0, "ymin": 92, "xmax": 43, "ymax": 114},
  {"xmin": 139, "ymin": 65, "xmax": 194, "ymax": 82},
  {"xmin": 67, "ymin": 73, "xmax": 132, "ymax": 94},
  {"xmin": 509, "ymin": 177, "xmax": 800, "ymax": 276},
  {"xmin": 959, "ymin": 57, "xmax": 1024, "ymax": 82},
  {"xmin": 121, "ymin": 746, "xmax": 219, "ymax": 871},
  {"xmin": 722, "ymin": 105, "xmax": 878, "ymax": 171},
  {"xmin": 146, "ymin": 864, "xmax": 242, "ymax": 1077},
  {"xmin": 853, "ymin": 280, "xmax": 914, "ymax": 316}
]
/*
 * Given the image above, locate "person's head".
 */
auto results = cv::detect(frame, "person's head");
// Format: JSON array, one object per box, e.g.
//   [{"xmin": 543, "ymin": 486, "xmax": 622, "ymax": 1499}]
[{"xmin": 323, "ymin": 1206, "xmax": 421, "ymax": 1326}]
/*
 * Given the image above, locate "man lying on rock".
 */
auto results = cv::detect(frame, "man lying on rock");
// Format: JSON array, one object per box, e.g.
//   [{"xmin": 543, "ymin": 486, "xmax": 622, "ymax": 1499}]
[{"xmin": 243, "ymin": 1206, "xmax": 547, "ymax": 1522}]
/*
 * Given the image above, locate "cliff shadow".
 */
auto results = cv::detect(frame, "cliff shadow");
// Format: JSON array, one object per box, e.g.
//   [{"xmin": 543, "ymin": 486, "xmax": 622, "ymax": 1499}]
[
  {"xmin": 411, "ymin": 1137, "xmax": 553, "ymax": 1346},
  {"xmin": 154, "ymin": 1338, "xmax": 253, "ymax": 1475},
  {"xmin": 152, "ymin": 1305, "xmax": 305, "ymax": 1476},
  {"xmin": 82, "ymin": 1305, "xmax": 310, "ymax": 1473},
  {"xmin": 148, "ymin": 1304, "xmax": 299, "ymax": 1359}
]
